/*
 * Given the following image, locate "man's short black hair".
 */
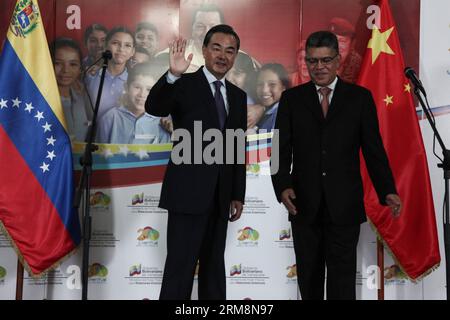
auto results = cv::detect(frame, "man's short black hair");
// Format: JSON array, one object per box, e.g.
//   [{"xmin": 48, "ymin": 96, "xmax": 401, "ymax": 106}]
[
  {"xmin": 305, "ymin": 31, "xmax": 339, "ymax": 55},
  {"xmin": 203, "ymin": 24, "xmax": 240, "ymax": 51}
]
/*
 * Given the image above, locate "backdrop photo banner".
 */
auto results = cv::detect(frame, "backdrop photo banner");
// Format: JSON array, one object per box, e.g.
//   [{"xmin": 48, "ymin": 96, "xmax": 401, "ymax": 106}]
[{"xmin": 2, "ymin": 0, "xmax": 448, "ymax": 300}]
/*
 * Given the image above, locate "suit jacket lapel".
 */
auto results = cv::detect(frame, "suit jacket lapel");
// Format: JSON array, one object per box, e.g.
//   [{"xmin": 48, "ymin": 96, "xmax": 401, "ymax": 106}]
[
  {"xmin": 195, "ymin": 67, "xmax": 221, "ymax": 129},
  {"xmin": 225, "ymin": 79, "xmax": 238, "ymax": 129},
  {"xmin": 304, "ymin": 81, "xmax": 325, "ymax": 123},
  {"xmin": 326, "ymin": 77, "xmax": 346, "ymax": 122}
]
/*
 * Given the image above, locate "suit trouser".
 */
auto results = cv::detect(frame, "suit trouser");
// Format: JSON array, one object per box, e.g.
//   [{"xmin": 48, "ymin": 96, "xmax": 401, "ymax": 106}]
[
  {"xmin": 159, "ymin": 192, "xmax": 228, "ymax": 300},
  {"xmin": 291, "ymin": 200, "xmax": 360, "ymax": 300}
]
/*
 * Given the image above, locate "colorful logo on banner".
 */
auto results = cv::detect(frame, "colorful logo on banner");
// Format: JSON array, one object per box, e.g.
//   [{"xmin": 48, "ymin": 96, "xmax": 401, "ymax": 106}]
[
  {"xmin": 279, "ymin": 229, "xmax": 291, "ymax": 240},
  {"xmin": 132, "ymin": 193, "xmax": 144, "ymax": 205},
  {"xmin": 237, "ymin": 227, "xmax": 259, "ymax": 241},
  {"xmin": 384, "ymin": 264, "xmax": 407, "ymax": 282},
  {"xmin": 9, "ymin": 0, "xmax": 39, "ymax": 38},
  {"xmin": 276, "ymin": 228, "xmax": 294, "ymax": 249},
  {"xmin": 90, "ymin": 191, "xmax": 111, "ymax": 207},
  {"xmin": 0, "ymin": 266, "xmax": 6, "ymax": 280},
  {"xmin": 127, "ymin": 193, "xmax": 160, "ymax": 213},
  {"xmin": 129, "ymin": 264, "xmax": 142, "ymax": 276},
  {"xmin": 228, "ymin": 264, "xmax": 268, "ymax": 285},
  {"xmin": 230, "ymin": 264, "xmax": 242, "ymax": 276},
  {"xmin": 286, "ymin": 264, "xmax": 297, "ymax": 278},
  {"xmin": 88, "ymin": 263, "xmax": 108, "ymax": 279},
  {"xmin": 246, "ymin": 163, "xmax": 260, "ymax": 175},
  {"xmin": 137, "ymin": 226, "xmax": 159, "ymax": 242},
  {"xmin": 126, "ymin": 264, "xmax": 163, "ymax": 285}
]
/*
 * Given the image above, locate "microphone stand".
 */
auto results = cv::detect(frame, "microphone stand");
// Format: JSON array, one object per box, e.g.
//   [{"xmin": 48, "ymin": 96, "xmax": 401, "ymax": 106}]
[
  {"xmin": 410, "ymin": 83, "xmax": 450, "ymax": 300},
  {"xmin": 73, "ymin": 50, "xmax": 111, "ymax": 300}
]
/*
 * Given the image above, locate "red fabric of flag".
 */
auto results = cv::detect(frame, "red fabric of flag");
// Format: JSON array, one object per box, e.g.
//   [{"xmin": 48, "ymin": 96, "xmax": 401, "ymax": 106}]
[{"xmin": 357, "ymin": 0, "xmax": 440, "ymax": 280}]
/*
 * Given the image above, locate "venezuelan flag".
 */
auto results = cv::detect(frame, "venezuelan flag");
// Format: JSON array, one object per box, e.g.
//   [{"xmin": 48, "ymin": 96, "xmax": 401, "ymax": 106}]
[{"xmin": 0, "ymin": 0, "xmax": 81, "ymax": 277}]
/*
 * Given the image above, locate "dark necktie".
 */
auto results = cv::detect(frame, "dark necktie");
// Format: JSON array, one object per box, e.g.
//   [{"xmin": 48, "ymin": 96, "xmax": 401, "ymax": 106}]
[
  {"xmin": 213, "ymin": 80, "xmax": 227, "ymax": 130},
  {"xmin": 319, "ymin": 87, "xmax": 332, "ymax": 118}
]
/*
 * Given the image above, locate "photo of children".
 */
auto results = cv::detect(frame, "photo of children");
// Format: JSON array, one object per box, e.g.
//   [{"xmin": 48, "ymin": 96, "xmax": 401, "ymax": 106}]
[
  {"xmin": 96, "ymin": 62, "xmax": 170, "ymax": 144},
  {"xmin": 50, "ymin": 37, "xmax": 93, "ymax": 142},
  {"xmin": 254, "ymin": 63, "xmax": 290, "ymax": 132},
  {"xmin": 134, "ymin": 22, "xmax": 160, "ymax": 59},
  {"xmin": 84, "ymin": 26, "xmax": 135, "ymax": 120},
  {"xmin": 82, "ymin": 23, "xmax": 108, "ymax": 72}
]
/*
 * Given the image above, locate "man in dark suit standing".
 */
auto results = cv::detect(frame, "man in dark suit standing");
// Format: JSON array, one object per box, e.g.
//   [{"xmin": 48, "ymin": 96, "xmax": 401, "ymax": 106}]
[
  {"xmin": 145, "ymin": 25, "xmax": 247, "ymax": 300},
  {"xmin": 271, "ymin": 31, "xmax": 402, "ymax": 300}
]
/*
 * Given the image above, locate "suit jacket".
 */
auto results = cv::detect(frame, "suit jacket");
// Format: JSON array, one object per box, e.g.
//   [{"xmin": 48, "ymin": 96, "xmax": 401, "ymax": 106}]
[
  {"xmin": 271, "ymin": 78, "xmax": 397, "ymax": 225},
  {"xmin": 145, "ymin": 67, "xmax": 247, "ymax": 217}
]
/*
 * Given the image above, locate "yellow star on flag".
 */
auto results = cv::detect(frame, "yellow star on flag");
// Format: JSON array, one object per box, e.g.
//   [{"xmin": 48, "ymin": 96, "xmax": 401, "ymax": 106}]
[
  {"xmin": 383, "ymin": 94, "xmax": 394, "ymax": 106},
  {"xmin": 404, "ymin": 83, "xmax": 411, "ymax": 93},
  {"xmin": 367, "ymin": 26, "xmax": 395, "ymax": 64}
]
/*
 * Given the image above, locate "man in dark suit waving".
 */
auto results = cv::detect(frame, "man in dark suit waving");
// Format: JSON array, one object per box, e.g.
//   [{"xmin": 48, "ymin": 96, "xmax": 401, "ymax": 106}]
[
  {"xmin": 271, "ymin": 31, "xmax": 402, "ymax": 300},
  {"xmin": 145, "ymin": 24, "xmax": 247, "ymax": 300}
]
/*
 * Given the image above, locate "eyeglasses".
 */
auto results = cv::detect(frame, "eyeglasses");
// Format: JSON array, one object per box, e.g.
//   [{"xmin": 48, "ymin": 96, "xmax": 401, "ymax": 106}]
[{"xmin": 305, "ymin": 54, "xmax": 339, "ymax": 66}]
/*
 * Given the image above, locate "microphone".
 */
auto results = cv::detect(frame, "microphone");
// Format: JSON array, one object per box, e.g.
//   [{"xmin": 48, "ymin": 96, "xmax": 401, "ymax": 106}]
[
  {"xmin": 404, "ymin": 67, "xmax": 426, "ymax": 97},
  {"xmin": 82, "ymin": 50, "xmax": 113, "ymax": 112},
  {"xmin": 102, "ymin": 50, "xmax": 112, "ymax": 60},
  {"xmin": 84, "ymin": 50, "xmax": 112, "ymax": 71},
  {"xmin": 82, "ymin": 50, "xmax": 112, "ymax": 78}
]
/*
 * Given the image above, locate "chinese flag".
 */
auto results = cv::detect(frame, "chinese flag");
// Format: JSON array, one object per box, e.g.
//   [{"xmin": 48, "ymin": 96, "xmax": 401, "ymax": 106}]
[{"xmin": 357, "ymin": 0, "xmax": 440, "ymax": 280}]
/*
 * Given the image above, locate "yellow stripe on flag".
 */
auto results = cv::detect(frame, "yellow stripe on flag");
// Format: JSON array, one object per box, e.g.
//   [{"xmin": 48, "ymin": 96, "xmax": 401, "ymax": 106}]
[{"xmin": 6, "ymin": 0, "xmax": 67, "ymax": 131}]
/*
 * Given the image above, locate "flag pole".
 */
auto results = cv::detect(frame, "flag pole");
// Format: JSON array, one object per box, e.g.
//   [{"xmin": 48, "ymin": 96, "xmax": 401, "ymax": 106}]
[
  {"xmin": 15, "ymin": 259, "xmax": 23, "ymax": 300},
  {"xmin": 377, "ymin": 238, "xmax": 384, "ymax": 300}
]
